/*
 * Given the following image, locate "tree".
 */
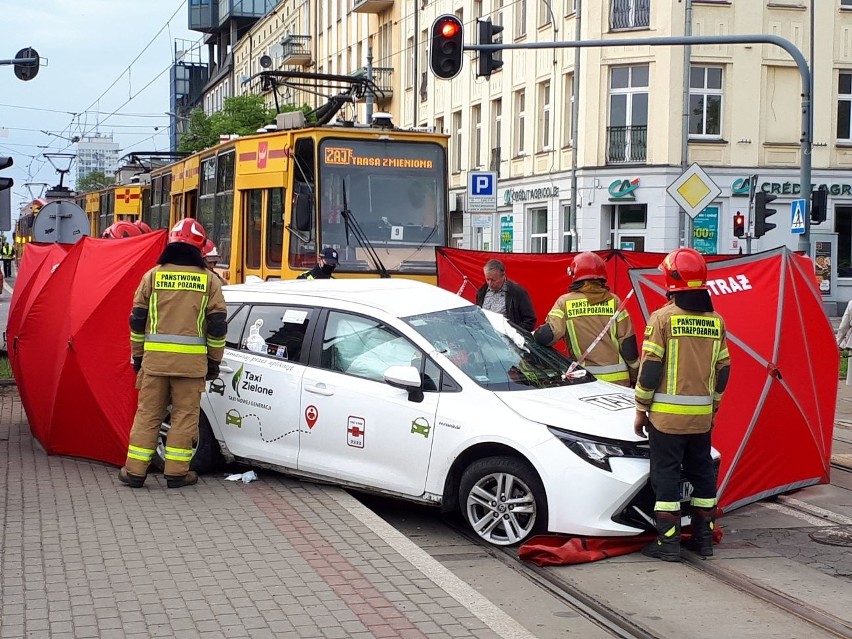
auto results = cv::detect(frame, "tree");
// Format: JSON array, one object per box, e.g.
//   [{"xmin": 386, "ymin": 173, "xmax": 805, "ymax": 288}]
[
  {"xmin": 76, "ymin": 171, "xmax": 115, "ymax": 193},
  {"xmin": 178, "ymin": 95, "xmax": 313, "ymax": 153}
]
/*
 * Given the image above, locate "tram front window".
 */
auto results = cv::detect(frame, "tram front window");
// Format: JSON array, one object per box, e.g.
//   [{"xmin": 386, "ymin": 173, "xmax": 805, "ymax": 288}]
[{"xmin": 318, "ymin": 139, "xmax": 447, "ymax": 274}]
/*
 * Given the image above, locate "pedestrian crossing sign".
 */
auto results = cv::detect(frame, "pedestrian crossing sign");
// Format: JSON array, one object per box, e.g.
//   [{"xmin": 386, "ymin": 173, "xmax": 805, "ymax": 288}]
[{"xmin": 791, "ymin": 199, "xmax": 806, "ymax": 234}]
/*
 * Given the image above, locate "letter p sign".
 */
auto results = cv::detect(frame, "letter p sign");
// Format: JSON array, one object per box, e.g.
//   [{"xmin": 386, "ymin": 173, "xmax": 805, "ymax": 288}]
[
  {"xmin": 467, "ymin": 170, "xmax": 498, "ymax": 213},
  {"xmin": 472, "ymin": 173, "xmax": 494, "ymax": 196}
]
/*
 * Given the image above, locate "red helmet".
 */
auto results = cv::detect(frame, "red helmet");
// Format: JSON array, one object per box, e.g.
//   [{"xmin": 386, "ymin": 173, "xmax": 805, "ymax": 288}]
[
  {"xmin": 659, "ymin": 247, "xmax": 708, "ymax": 292},
  {"xmin": 168, "ymin": 218, "xmax": 206, "ymax": 250},
  {"xmin": 202, "ymin": 239, "xmax": 219, "ymax": 260},
  {"xmin": 102, "ymin": 221, "xmax": 143, "ymax": 240},
  {"xmin": 567, "ymin": 252, "xmax": 607, "ymax": 283},
  {"xmin": 134, "ymin": 220, "xmax": 153, "ymax": 234}
]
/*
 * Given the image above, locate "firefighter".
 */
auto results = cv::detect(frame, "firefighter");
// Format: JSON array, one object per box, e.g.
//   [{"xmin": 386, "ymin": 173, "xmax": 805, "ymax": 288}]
[
  {"xmin": 202, "ymin": 239, "xmax": 226, "ymax": 284},
  {"xmin": 102, "ymin": 221, "xmax": 143, "ymax": 239},
  {"xmin": 533, "ymin": 252, "xmax": 638, "ymax": 386},
  {"xmin": 134, "ymin": 220, "xmax": 153, "ymax": 234},
  {"xmin": 297, "ymin": 246, "xmax": 338, "ymax": 279},
  {"xmin": 119, "ymin": 218, "xmax": 227, "ymax": 489},
  {"xmin": 634, "ymin": 247, "xmax": 731, "ymax": 561}
]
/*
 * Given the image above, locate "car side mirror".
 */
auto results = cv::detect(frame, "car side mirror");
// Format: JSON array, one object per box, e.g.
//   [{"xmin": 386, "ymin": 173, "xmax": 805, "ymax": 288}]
[
  {"xmin": 384, "ymin": 365, "xmax": 425, "ymax": 402},
  {"xmin": 293, "ymin": 192, "xmax": 313, "ymax": 233}
]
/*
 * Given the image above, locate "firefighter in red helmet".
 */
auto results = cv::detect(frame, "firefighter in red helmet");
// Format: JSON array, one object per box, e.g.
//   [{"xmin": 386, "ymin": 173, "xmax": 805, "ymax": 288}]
[
  {"xmin": 119, "ymin": 218, "xmax": 227, "ymax": 489},
  {"xmin": 102, "ymin": 221, "xmax": 143, "ymax": 239},
  {"xmin": 533, "ymin": 251, "xmax": 639, "ymax": 386},
  {"xmin": 634, "ymin": 247, "xmax": 731, "ymax": 561},
  {"xmin": 134, "ymin": 220, "xmax": 153, "ymax": 234}
]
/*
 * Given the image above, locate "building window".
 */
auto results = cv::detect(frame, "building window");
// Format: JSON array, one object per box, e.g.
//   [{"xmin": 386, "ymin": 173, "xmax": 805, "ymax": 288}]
[
  {"xmin": 514, "ymin": 90, "xmax": 526, "ymax": 156},
  {"xmin": 473, "ymin": 0, "xmax": 483, "ymax": 20},
  {"xmin": 471, "ymin": 104, "xmax": 483, "ymax": 169},
  {"xmin": 566, "ymin": 0, "xmax": 577, "ymax": 14},
  {"xmin": 450, "ymin": 211, "xmax": 464, "ymax": 248},
  {"xmin": 607, "ymin": 65, "xmax": 649, "ymax": 163},
  {"xmin": 529, "ymin": 207, "xmax": 548, "ymax": 253},
  {"xmin": 453, "ymin": 110, "xmax": 463, "ymax": 173},
  {"xmin": 435, "ymin": 116, "xmax": 444, "ymax": 135},
  {"xmin": 562, "ymin": 203, "xmax": 574, "ymax": 252},
  {"xmin": 609, "ymin": 204, "xmax": 647, "ymax": 251},
  {"xmin": 689, "ymin": 65, "xmax": 723, "ymax": 138},
  {"xmin": 563, "ymin": 73, "xmax": 574, "ymax": 147},
  {"xmin": 491, "ymin": 98, "xmax": 502, "ymax": 173},
  {"xmin": 610, "ymin": 0, "xmax": 650, "ymax": 30},
  {"xmin": 837, "ymin": 72, "xmax": 852, "ymax": 141},
  {"xmin": 406, "ymin": 37, "xmax": 414, "ymax": 89},
  {"xmin": 494, "ymin": 0, "xmax": 504, "ymax": 68},
  {"xmin": 515, "ymin": 0, "xmax": 527, "ymax": 38},
  {"xmin": 538, "ymin": 81, "xmax": 551, "ymax": 151},
  {"xmin": 539, "ymin": 0, "xmax": 552, "ymax": 27},
  {"xmin": 844, "ymin": 0, "xmax": 852, "ymax": 7}
]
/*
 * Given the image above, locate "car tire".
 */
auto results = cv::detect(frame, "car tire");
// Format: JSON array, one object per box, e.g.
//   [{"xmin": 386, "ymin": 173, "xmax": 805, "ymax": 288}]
[
  {"xmin": 152, "ymin": 410, "xmax": 224, "ymax": 475},
  {"xmin": 458, "ymin": 456, "xmax": 548, "ymax": 547}
]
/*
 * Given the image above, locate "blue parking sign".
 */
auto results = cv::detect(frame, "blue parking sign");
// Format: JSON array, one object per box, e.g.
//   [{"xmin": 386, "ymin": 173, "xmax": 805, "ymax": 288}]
[{"xmin": 467, "ymin": 171, "xmax": 498, "ymax": 212}]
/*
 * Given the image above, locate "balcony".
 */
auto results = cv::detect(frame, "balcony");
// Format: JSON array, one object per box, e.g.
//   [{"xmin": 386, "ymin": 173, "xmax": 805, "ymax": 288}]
[
  {"xmin": 606, "ymin": 125, "xmax": 647, "ymax": 164},
  {"xmin": 351, "ymin": 67, "xmax": 393, "ymax": 101},
  {"xmin": 218, "ymin": 0, "xmax": 276, "ymax": 25},
  {"xmin": 610, "ymin": 0, "xmax": 650, "ymax": 30},
  {"xmin": 352, "ymin": 0, "xmax": 394, "ymax": 13},
  {"xmin": 188, "ymin": 0, "xmax": 219, "ymax": 33},
  {"xmin": 281, "ymin": 35, "xmax": 312, "ymax": 67}
]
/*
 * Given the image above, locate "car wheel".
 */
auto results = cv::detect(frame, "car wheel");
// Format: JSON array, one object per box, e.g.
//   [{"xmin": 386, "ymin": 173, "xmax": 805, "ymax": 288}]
[
  {"xmin": 458, "ymin": 456, "xmax": 548, "ymax": 547},
  {"xmin": 152, "ymin": 411, "xmax": 223, "ymax": 475}
]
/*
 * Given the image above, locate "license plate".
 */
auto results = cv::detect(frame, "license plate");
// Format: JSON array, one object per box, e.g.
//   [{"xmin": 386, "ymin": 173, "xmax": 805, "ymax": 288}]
[{"xmin": 679, "ymin": 480, "xmax": 694, "ymax": 502}]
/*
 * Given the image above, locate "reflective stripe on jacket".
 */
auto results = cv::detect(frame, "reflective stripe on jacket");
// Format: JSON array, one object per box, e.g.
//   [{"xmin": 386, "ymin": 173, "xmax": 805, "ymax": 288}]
[
  {"xmin": 131, "ymin": 264, "xmax": 227, "ymax": 377},
  {"xmin": 635, "ymin": 301, "xmax": 731, "ymax": 434}
]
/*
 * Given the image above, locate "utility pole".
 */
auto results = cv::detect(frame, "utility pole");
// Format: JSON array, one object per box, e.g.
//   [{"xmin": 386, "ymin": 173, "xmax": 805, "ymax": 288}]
[
  {"xmin": 413, "ymin": 0, "xmax": 420, "ymax": 125},
  {"xmin": 680, "ymin": 0, "xmax": 692, "ymax": 248},
  {"xmin": 568, "ymin": 0, "xmax": 582, "ymax": 253},
  {"xmin": 366, "ymin": 47, "xmax": 374, "ymax": 125}
]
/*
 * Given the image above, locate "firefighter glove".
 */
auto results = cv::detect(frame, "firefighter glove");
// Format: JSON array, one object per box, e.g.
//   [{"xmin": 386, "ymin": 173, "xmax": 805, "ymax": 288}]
[
  {"xmin": 131, "ymin": 356, "xmax": 143, "ymax": 373},
  {"xmin": 206, "ymin": 359, "xmax": 220, "ymax": 381}
]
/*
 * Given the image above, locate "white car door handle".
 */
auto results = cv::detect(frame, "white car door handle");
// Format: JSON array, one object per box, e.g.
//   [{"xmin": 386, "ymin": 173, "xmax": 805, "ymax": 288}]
[
  {"xmin": 305, "ymin": 384, "xmax": 334, "ymax": 396},
  {"xmin": 219, "ymin": 364, "xmax": 234, "ymax": 373}
]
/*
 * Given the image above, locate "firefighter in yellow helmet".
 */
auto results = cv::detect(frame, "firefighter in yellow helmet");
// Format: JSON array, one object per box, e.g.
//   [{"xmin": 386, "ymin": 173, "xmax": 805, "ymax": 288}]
[
  {"xmin": 533, "ymin": 252, "xmax": 639, "ymax": 386},
  {"xmin": 119, "ymin": 218, "xmax": 227, "ymax": 489},
  {"xmin": 634, "ymin": 247, "xmax": 731, "ymax": 561}
]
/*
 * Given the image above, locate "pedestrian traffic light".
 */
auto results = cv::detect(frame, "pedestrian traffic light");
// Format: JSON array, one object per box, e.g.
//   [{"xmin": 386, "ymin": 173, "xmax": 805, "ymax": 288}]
[
  {"xmin": 0, "ymin": 156, "xmax": 13, "ymax": 192},
  {"xmin": 811, "ymin": 185, "xmax": 828, "ymax": 224},
  {"xmin": 477, "ymin": 18, "xmax": 504, "ymax": 78},
  {"xmin": 753, "ymin": 191, "xmax": 777, "ymax": 238},
  {"xmin": 733, "ymin": 212, "xmax": 745, "ymax": 238},
  {"xmin": 430, "ymin": 15, "xmax": 464, "ymax": 80}
]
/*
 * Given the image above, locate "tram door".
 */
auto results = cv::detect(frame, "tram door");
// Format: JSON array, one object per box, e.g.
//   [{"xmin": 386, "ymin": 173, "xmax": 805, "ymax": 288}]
[{"xmin": 241, "ymin": 187, "xmax": 285, "ymax": 282}]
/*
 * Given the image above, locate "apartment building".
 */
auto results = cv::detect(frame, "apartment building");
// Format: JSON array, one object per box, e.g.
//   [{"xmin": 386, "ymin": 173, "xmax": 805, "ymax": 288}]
[
  {"xmin": 192, "ymin": 0, "xmax": 852, "ymax": 305},
  {"xmin": 75, "ymin": 134, "xmax": 120, "ymax": 183}
]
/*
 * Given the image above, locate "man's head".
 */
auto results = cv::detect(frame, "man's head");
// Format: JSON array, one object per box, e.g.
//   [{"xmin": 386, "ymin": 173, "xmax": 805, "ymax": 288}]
[
  {"xmin": 320, "ymin": 246, "xmax": 339, "ymax": 273},
  {"xmin": 483, "ymin": 259, "xmax": 506, "ymax": 291}
]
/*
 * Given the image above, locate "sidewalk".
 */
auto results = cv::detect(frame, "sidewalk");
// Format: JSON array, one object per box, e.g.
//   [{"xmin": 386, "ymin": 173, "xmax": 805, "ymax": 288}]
[{"xmin": 0, "ymin": 386, "xmax": 529, "ymax": 639}]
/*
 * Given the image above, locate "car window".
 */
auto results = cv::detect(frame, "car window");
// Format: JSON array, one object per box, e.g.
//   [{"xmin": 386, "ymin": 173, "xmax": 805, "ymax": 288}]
[
  {"xmin": 240, "ymin": 305, "xmax": 313, "ymax": 362},
  {"xmin": 225, "ymin": 304, "xmax": 249, "ymax": 349},
  {"xmin": 321, "ymin": 311, "xmax": 422, "ymax": 383}
]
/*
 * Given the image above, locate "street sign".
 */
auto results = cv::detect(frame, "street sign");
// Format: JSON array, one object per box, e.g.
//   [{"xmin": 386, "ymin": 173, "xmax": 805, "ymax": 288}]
[
  {"xmin": 13, "ymin": 47, "xmax": 39, "ymax": 81},
  {"xmin": 32, "ymin": 200, "xmax": 90, "ymax": 244},
  {"xmin": 467, "ymin": 171, "xmax": 497, "ymax": 212},
  {"xmin": 791, "ymin": 198, "xmax": 806, "ymax": 235},
  {"xmin": 666, "ymin": 163, "xmax": 722, "ymax": 219}
]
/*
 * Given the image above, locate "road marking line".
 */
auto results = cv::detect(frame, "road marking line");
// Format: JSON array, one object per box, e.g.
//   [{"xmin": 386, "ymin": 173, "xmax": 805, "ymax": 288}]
[
  {"xmin": 759, "ymin": 501, "xmax": 832, "ymax": 527},
  {"xmin": 777, "ymin": 495, "xmax": 852, "ymax": 525},
  {"xmin": 329, "ymin": 488, "xmax": 538, "ymax": 639}
]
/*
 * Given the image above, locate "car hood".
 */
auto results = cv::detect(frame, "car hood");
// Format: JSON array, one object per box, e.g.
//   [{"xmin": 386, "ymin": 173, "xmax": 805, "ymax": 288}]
[{"xmin": 495, "ymin": 382, "xmax": 642, "ymax": 442}]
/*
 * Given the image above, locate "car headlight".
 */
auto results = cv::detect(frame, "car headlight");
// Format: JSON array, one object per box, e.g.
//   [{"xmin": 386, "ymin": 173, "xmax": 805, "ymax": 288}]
[{"xmin": 547, "ymin": 426, "xmax": 650, "ymax": 472}]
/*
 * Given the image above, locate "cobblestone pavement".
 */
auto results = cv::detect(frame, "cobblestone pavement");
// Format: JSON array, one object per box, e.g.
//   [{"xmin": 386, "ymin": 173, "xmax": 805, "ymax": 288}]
[{"xmin": 0, "ymin": 386, "xmax": 529, "ymax": 639}]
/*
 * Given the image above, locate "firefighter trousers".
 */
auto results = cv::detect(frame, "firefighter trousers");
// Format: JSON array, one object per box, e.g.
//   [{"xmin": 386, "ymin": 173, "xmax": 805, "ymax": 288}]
[{"xmin": 125, "ymin": 373, "xmax": 205, "ymax": 478}]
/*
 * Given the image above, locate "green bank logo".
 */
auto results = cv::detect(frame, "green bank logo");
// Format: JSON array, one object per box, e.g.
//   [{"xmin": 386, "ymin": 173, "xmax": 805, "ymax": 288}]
[
  {"xmin": 731, "ymin": 177, "xmax": 751, "ymax": 197},
  {"xmin": 608, "ymin": 178, "xmax": 639, "ymax": 201},
  {"xmin": 232, "ymin": 363, "xmax": 244, "ymax": 397}
]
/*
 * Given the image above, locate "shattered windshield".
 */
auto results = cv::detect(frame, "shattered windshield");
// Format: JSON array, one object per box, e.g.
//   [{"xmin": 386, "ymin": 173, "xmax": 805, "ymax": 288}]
[{"xmin": 404, "ymin": 305, "xmax": 595, "ymax": 391}]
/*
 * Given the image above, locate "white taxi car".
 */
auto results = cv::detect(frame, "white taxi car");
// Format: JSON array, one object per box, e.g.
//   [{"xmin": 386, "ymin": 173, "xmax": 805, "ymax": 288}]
[{"xmin": 158, "ymin": 279, "xmax": 717, "ymax": 546}]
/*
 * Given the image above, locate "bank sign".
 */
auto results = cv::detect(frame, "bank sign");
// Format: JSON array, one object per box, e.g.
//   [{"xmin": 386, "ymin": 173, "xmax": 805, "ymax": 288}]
[
  {"xmin": 502, "ymin": 185, "xmax": 560, "ymax": 205},
  {"xmin": 732, "ymin": 177, "xmax": 852, "ymax": 197}
]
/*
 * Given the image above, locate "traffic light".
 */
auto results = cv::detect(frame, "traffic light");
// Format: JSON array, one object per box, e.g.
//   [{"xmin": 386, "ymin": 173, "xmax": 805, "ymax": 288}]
[
  {"xmin": 811, "ymin": 186, "xmax": 828, "ymax": 224},
  {"xmin": 0, "ymin": 156, "xmax": 13, "ymax": 192},
  {"xmin": 477, "ymin": 18, "xmax": 504, "ymax": 78},
  {"xmin": 753, "ymin": 191, "xmax": 777, "ymax": 238},
  {"xmin": 430, "ymin": 15, "xmax": 464, "ymax": 80},
  {"xmin": 733, "ymin": 212, "xmax": 745, "ymax": 238}
]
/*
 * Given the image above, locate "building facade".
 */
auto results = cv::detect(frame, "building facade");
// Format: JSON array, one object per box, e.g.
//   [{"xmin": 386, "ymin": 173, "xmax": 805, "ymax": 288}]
[
  {"xmin": 190, "ymin": 0, "xmax": 852, "ymax": 307},
  {"xmin": 75, "ymin": 134, "xmax": 120, "ymax": 183}
]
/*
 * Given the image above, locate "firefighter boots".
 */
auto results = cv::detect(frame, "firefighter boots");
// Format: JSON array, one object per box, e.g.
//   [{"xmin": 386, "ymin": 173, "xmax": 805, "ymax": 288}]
[
  {"xmin": 165, "ymin": 471, "xmax": 198, "ymax": 489},
  {"xmin": 642, "ymin": 511, "xmax": 682, "ymax": 562},
  {"xmin": 118, "ymin": 467, "xmax": 146, "ymax": 488},
  {"xmin": 684, "ymin": 506, "xmax": 717, "ymax": 557}
]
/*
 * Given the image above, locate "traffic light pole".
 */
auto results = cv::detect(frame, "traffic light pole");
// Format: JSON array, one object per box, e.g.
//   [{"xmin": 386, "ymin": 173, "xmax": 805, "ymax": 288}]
[{"xmin": 466, "ymin": 33, "xmax": 813, "ymax": 255}]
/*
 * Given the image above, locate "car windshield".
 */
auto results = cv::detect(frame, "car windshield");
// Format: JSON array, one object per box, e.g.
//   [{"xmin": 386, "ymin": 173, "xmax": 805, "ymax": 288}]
[{"xmin": 404, "ymin": 305, "xmax": 595, "ymax": 391}]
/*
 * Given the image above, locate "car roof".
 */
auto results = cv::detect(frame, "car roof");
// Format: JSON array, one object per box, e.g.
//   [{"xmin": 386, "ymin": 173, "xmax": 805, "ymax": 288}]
[{"xmin": 223, "ymin": 278, "xmax": 473, "ymax": 318}]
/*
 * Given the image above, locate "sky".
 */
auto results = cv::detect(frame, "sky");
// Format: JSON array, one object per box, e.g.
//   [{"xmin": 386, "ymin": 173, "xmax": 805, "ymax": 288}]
[{"xmin": 0, "ymin": 0, "xmax": 198, "ymax": 215}]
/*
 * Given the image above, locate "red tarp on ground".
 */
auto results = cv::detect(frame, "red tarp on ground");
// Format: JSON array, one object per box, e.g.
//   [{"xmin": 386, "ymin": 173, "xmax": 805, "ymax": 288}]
[
  {"xmin": 8, "ymin": 231, "xmax": 168, "ymax": 466},
  {"xmin": 436, "ymin": 247, "xmax": 835, "ymax": 514}
]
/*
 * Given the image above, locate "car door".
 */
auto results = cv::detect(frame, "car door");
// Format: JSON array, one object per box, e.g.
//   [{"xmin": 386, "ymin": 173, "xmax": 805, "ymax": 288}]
[
  {"xmin": 205, "ymin": 302, "xmax": 315, "ymax": 469},
  {"xmin": 297, "ymin": 310, "xmax": 439, "ymax": 497}
]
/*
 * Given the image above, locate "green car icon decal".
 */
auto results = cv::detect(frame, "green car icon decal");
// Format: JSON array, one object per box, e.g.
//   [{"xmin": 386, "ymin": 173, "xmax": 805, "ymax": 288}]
[
  {"xmin": 225, "ymin": 409, "xmax": 243, "ymax": 428},
  {"xmin": 411, "ymin": 417, "xmax": 431, "ymax": 438}
]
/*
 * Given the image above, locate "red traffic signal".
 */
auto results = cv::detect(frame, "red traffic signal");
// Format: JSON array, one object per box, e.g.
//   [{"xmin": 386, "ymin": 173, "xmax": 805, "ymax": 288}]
[
  {"xmin": 430, "ymin": 15, "xmax": 464, "ymax": 80},
  {"xmin": 733, "ymin": 212, "xmax": 745, "ymax": 238}
]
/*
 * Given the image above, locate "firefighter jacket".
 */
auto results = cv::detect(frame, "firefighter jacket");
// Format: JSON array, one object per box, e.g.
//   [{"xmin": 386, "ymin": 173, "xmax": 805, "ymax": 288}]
[
  {"xmin": 130, "ymin": 264, "xmax": 227, "ymax": 378},
  {"xmin": 543, "ymin": 283, "xmax": 638, "ymax": 385},
  {"xmin": 0, "ymin": 243, "xmax": 13, "ymax": 259},
  {"xmin": 635, "ymin": 301, "xmax": 731, "ymax": 434}
]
